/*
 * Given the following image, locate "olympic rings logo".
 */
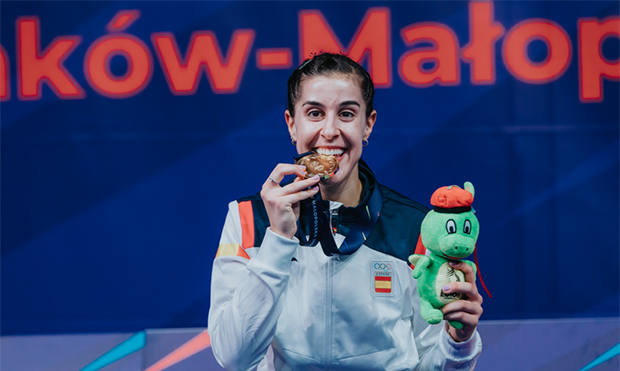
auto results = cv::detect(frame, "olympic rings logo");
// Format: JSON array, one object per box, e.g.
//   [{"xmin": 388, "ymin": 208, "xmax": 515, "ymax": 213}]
[{"xmin": 374, "ymin": 262, "xmax": 392, "ymax": 271}]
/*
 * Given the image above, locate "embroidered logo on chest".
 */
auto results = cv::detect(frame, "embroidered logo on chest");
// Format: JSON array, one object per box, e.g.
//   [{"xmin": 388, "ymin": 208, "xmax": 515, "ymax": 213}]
[{"xmin": 372, "ymin": 261, "xmax": 393, "ymax": 295}]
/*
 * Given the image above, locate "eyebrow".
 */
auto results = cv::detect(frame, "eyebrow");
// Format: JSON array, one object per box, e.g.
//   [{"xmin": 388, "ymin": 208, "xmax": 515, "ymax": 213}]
[
  {"xmin": 339, "ymin": 100, "xmax": 361, "ymax": 108},
  {"xmin": 301, "ymin": 100, "xmax": 361, "ymax": 108},
  {"xmin": 302, "ymin": 100, "xmax": 324, "ymax": 108}
]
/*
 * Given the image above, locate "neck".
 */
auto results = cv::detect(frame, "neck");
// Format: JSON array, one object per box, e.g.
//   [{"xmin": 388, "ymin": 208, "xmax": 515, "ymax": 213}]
[{"xmin": 319, "ymin": 165, "xmax": 362, "ymax": 207}]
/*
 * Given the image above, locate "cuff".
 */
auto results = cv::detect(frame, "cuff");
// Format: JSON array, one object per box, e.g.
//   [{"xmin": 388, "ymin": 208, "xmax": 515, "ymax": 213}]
[
  {"xmin": 439, "ymin": 327, "xmax": 482, "ymax": 361},
  {"xmin": 251, "ymin": 227, "xmax": 299, "ymax": 274}
]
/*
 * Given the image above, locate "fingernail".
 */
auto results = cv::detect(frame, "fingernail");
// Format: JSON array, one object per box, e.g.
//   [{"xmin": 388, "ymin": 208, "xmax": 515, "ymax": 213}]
[
  {"xmin": 298, "ymin": 165, "xmax": 306, "ymax": 170},
  {"xmin": 450, "ymin": 261, "xmax": 459, "ymax": 267},
  {"xmin": 443, "ymin": 285, "xmax": 451, "ymax": 292},
  {"xmin": 312, "ymin": 174, "xmax": 320, "ymax": 180}
]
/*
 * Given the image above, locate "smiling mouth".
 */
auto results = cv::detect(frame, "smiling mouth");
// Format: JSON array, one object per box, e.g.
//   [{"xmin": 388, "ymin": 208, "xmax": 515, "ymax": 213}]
[{"xmin": 315, "ymin": 147, "xmax": 345, "ymax": 159}]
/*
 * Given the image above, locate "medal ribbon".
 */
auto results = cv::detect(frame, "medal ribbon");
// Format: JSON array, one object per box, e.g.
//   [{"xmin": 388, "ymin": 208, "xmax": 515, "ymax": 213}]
[
  {"xmin": 297, "ymin": 191, "xmax": 340, "ymax": 255},
  {"xmin": 296, "ymin": 158, "xmax": 383, "ymax": 256}
]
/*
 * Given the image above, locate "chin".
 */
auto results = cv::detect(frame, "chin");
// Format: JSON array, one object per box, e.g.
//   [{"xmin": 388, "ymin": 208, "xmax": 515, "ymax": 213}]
[{"xmin": 330, "ymin": 163, "xmax": 356, "ymax": 184}]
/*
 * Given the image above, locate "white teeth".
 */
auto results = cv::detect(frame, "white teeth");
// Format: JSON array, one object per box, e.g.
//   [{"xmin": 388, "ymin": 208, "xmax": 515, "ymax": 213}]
[{"xmin": 316, "ymin": 148, "xmax": 344, "ymax": 156}]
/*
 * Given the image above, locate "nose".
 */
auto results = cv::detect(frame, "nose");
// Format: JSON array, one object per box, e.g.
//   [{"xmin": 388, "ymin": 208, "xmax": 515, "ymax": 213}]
[{"xmin": 320, "ymin": 114, "xmax": 340, "ymax": 140}]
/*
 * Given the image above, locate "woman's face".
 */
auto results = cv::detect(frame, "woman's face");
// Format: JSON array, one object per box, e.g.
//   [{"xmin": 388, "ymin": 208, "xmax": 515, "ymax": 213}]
[{"xmin": 285, "ymin": 74, "xmax": 376, "ymax": 187}]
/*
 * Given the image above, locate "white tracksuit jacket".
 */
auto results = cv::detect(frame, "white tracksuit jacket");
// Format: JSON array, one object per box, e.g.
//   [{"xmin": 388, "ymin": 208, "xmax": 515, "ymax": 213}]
[{"xmin": 208, "ymin": 162, "xmax": 482, "ymax": 371}]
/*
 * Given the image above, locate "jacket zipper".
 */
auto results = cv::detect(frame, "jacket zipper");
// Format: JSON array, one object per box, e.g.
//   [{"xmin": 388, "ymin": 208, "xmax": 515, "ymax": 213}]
[
  {"xmin": 325, "ymin": 256, "xmax": 333, "ymax": 369},
  {"xmin": 325, "ymin": 204, "xmax": 337, "ymax": 369}
]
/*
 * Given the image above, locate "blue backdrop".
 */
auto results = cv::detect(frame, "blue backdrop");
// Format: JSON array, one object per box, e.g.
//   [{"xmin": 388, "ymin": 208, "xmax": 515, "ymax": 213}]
[{"xmin": 2, "ymin": 1, "xmax": 618, "ymax": 335}]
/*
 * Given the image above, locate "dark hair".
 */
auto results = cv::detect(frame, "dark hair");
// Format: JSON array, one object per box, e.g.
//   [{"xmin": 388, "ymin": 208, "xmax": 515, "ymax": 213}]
[{"xmin": 287, "ymin": 53, "xmax": 375, "ymax": 118}]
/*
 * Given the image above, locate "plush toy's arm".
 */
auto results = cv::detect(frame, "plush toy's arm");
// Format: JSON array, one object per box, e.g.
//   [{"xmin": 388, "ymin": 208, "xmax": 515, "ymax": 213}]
[{"xmin": 408, "ymin": 254, "xmax": 431, "ymax": 279}]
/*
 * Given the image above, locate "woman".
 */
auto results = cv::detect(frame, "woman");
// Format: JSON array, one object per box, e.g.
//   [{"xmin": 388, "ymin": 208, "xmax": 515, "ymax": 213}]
[{"xmin": 208, "ymin": 53, "xmax": 483, "ymax": 370}]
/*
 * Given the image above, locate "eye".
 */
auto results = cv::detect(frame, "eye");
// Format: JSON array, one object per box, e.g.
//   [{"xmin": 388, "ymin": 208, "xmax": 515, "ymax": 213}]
[
  {"xmin": 446, "ymin": 219, "xmax": 456, "ymax": 234},
  {"xmin": 339, "ymin": 110, "xmax": 355, "ymax": 119},
  {"xmin": 463, "ymin": 219, "xmax": 472, "ymax": 234},
  {"xmin": 308, "ymin": 109, "xmax": 323, "ymax": 118}
]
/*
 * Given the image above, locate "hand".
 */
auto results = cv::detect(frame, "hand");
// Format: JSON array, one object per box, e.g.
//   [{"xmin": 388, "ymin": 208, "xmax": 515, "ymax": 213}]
[
  {"xmin": 260, "ymin": 164, "xmax": 320, "ymax": 239},
  {"xmin": 441, "ymin": 261, "xmax": 483, "ymax": 342}
]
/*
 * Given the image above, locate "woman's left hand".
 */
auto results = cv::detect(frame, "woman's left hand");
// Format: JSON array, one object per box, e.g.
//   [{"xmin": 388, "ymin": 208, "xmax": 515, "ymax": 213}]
[{"xmin": 441, "ymin": 261, "xmax": 483, "ymax": 342}]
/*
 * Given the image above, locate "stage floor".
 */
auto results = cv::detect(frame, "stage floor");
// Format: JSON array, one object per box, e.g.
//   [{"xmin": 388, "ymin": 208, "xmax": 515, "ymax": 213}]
[{"xmin": 1, "ymin": 317, "xmax": 618, "ymax": 370}]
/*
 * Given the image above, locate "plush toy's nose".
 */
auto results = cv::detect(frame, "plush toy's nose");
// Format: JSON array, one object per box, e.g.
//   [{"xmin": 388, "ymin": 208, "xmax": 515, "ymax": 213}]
[{"xmin": 440, "ymin": 235, "xmax": 475, "ymax": 258}]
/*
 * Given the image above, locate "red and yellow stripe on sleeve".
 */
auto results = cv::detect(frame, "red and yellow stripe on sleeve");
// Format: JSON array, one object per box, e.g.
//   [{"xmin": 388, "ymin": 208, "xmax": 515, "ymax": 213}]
[
  {"xmin": 215, "ymin": 243, "xmax": 250, "ymax": 259},
  {"xmin": 215, "ymin": 201, "xmax": 255, "ymax": 260}
]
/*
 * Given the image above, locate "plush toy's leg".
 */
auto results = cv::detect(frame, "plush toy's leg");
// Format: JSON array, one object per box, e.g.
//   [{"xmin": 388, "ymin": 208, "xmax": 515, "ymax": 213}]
[
  {"xmin": 448, "ymin": 320, "xmax": 464, "ymax": 330},
  {"xmin": 420, "ymin": 299, "xmax": 444, "ymax": 325}
]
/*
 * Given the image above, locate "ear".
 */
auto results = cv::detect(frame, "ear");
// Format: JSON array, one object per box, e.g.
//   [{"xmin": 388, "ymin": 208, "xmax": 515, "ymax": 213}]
[
  {"xmin": 285, "ymin": 110, "xmax": 295, "ymax": 139},
  {"xmin": 363, "ymin": 110, "xmax": 377, "ymax": 141}
]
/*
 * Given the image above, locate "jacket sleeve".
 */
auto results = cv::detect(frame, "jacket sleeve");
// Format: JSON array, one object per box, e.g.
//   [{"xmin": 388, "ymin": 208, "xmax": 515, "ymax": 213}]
[
  {"xmin": 411, "ymin": 284, "xmax": 482, "ymax": 370},
  {"xmin": 208, "ymin": 201, "xmax": 298, "ymax": 371}
]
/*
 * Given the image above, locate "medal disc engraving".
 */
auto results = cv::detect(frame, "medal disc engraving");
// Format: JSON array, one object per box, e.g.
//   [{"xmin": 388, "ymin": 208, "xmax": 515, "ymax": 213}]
[{"xmin": 295, "ymin": 153, "xmax": 339, "ymax": 179}]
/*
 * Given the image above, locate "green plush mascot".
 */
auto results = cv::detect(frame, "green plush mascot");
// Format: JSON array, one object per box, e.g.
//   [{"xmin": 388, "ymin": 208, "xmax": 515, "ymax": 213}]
[{"xmin": 408, "ymin": 182, "xmax": 479, "ymax": 330}]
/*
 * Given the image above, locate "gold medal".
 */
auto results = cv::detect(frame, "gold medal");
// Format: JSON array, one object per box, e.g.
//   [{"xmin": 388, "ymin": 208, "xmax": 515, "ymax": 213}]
[{"xmin": 295, "ymin": 152, "xmax": 339, "ymax": 179}]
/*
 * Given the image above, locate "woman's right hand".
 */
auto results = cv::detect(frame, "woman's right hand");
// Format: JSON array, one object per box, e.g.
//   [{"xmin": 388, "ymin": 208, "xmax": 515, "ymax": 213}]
[{"xmin": 260, "ymin": 164, "xmax": 321, "ymax": 239}]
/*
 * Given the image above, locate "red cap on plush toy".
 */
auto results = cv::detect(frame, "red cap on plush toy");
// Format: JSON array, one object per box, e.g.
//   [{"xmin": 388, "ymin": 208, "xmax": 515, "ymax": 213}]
[{"xmin": 430, "ymin": 185, "xmax": 473, "ymax": 213}]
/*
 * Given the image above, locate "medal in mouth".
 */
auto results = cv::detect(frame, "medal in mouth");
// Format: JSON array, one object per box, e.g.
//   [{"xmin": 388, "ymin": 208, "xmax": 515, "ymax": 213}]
[{"xmin": 294, "ymin": 151, "xmax": 339, "ymax": 179}]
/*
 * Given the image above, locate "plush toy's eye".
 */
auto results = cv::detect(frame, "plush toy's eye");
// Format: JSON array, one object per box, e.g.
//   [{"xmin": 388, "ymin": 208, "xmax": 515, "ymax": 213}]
[
  {"xmin": 446, "ymin": 219, "xmax": 456, "ymax": 234},
  {"xmin": 464, "ymin": 219, "xmax": 472, "ymax": 234}
]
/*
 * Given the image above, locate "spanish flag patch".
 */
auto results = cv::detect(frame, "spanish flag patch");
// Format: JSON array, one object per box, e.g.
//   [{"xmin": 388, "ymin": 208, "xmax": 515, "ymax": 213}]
[{"xmin": 374, "ymin": 275, "xmax": 392, "ymax": 293}]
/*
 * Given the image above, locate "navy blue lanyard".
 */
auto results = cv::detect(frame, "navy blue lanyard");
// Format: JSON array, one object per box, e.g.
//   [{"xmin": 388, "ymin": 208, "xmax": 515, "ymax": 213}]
[
  {"xmin": 297, "ymin": 190, "xmax": 338, "ymax": 254},
  {"xmin": 297, "ymin": 173, "xmax": 383, "ymax": 256}
]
